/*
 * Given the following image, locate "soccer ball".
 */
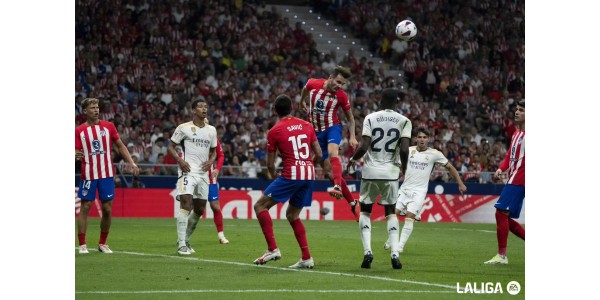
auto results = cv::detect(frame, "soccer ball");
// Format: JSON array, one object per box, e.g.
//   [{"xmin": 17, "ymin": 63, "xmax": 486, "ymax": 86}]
[{"xmin": 395, "ymin": 20, "xmax": 417, "ymax": 41}]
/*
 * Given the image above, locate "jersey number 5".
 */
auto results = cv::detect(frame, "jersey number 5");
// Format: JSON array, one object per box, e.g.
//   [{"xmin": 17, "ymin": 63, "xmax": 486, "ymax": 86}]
[
  {"xmin": 288, "ymin": 134, "xmax": 309, "ymax": 159},
  {"xmin": 371, "ymin": 128, "xmax": 400, "ymax": 152}
]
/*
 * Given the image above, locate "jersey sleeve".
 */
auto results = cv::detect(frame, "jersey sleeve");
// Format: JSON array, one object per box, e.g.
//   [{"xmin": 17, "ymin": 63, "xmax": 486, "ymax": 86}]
[
  {"xmin": 75, "ymin": 127, "xmax": 82, "ymax": 150},
  {"xmin": 338, "ymin": 91, "xmax": 351, "ymax": 111},
  {"xmin": 434, "ymin": 150, "xmax": 449, "ymax": 166},
  {"xmin": 362, "ymin": 116, "xmax": 372, "ymax": 137},
  {"xmin": 107, "ymin": 122, "xmax": 120, "ymax": 142},
  {"xmin": 304, "ymin": 78, "xmax": 317, "ymax": 91},
  {"xmin": 215, "ymin": 139, "xmax": 225, "ymax": 170},
  {"xmin": 266, "ymin": 128, "xmax": 277, "ymax": 152},
  {"xmin": 210, "ymin": 127, "xmax": 217, "ymax": 148},
  {"xmin": 170, "ymin": 124, "xmax": 184, "ymax": 145},
  {"xmin": 400, "ymin": 117, "xmax": 412, "ymax": 139}
]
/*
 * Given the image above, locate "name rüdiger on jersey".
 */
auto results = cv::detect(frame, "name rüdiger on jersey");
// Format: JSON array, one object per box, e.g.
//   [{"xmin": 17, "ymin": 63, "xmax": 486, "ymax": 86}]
[{"xmin": 376, "ymin": 116, "xmax": 400, "ymax": 123}]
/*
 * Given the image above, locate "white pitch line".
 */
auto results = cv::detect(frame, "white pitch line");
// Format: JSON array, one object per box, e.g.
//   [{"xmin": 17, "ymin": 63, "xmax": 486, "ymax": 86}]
[
  {"xmin": 76, "ymin": 289, "xmax": 455, "ymax": 294},
  {"xmin": 79, "ymin": 249, "xmax": 456, "ymax": 290}
]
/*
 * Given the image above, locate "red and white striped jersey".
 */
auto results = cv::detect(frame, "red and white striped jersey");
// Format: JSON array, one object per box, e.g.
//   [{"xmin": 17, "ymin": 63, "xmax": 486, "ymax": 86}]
[
  {"xmin": 267, "ymin": 117, "xmax": 318, "ymax": 180},
  {"xmin": 499, "ymin": 129, "xmax": 525, "ymax": 186},
  {"xmin": 76, "ymin": 120, "xmax": 118, "ymax": 180},
  {"xmin": 304, "ymin": 78, "xmax": 351, "ymax": 133},
  {"xmin": 208, "ymin": 140, "xmax": 225, "ymax": 184}
]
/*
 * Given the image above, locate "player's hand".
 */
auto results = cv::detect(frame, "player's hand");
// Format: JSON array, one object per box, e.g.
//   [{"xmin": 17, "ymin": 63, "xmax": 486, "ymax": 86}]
[
  {"xmin": 201, "ymin": 160, "xmax": 213, "ymax": 172},
  {"xmin": 212, "ymin": 168, "xmax": 220, "ymax": 180},
  {"xmin": 349, "ymin": 137, "xmax": 358, "ymax": 149},
  {"xmin": 75, "ymin": 150, "xmax": 83, "ymax": 161},
  {"xmin": 179, "ymin": 161, "xmax": 191, "ymax": 173},
  {"xmin": 131, "ymin": 163, "xmax": 140, "ymax": 176},
  {"xmin": 346, "ymin": 160, "xmax": 355, "ymax": 174},
  {"xmin": 458, "ymin": 183, "xmax": 467, "ymax": 195},
  {"xmin": 494, "ymin": 169, "xmax": 503, "ymax": 180}
]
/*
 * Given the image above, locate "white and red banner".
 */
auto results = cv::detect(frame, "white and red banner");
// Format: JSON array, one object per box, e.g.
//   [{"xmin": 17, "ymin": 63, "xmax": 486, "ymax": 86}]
[{"xmin": 75, "ymin": 188, "xmax": 501, "ymax": 223}]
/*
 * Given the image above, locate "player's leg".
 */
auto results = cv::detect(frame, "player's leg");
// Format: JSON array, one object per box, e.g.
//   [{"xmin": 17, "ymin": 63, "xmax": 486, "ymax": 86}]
[
  {"xmin": 97, "ymin": 178, "xmax": 115, "ymax": 253},
  {"xmin": 325, "ymin": 126, "xmax": 358, "ymax": 217},
  {"xmin": 176, "ymin": 175, "xmax": 195, "ymax": 255},
  {"xmin": 508, "ymin": 217, "xmax": 525, "ymax": 240},
  {"xmin": 253, "ymin": 178, "xmax": 289, "ymax": 265},
  {"xmin": 77, "ymin": 179, "xmax": 98, "ymax": 254},
  {"xmin": 185, "ymin": 197, "xmax": 206, "ymax": 253},
  {"xmin": 485, "ymin": 185, "xmax": 523, "ymax": 264},
  {"xmin": 208, "ymin": 183, "xmax": 228, "ymax": 244},
  {"xmin": 357, "ymin": 181, "xmax": 375, "ymax": 268},
  {"xmin": 381, "ymin": 181, "xmax": 401, "ymax": 269},
  {"xmin": 287, "ymin": 180, "xmax": 314, "ymax": 269}
]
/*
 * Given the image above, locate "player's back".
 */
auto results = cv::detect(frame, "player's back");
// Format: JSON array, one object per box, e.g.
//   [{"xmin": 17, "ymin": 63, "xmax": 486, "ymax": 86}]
[
  {"xmin": 361, "ymin": 109, "xmax": 412, "ymax": 180},
  {"xmin": 267, "ymin": 116, "xmax": 318, "ymax": 180}
]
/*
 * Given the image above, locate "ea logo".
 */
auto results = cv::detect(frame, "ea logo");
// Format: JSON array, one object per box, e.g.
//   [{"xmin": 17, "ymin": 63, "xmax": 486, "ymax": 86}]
[{"xmin": 506, "ymin": 281, "xmax": 521, "ymax": 295}]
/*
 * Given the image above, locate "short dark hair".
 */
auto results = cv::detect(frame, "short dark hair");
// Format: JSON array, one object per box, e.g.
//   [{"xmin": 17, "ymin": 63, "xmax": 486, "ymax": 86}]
[
  {"xmin": 381, "ymin": 88, "xmax": 401, "ymax": 108},
  {"xmin": 332, "ymin": 66, "xmax": 352, "ymax": 79},
  {"xmin": 274, "ymin": 94, "xmax": 292, "ymax": 117},
  {"xmin": 517, "ymin": 100, "xmax": 525, "ymax": 107},
  {"xmin": 192, "ymin": 99, "xmax": 206, "ymax": 109},
  {"xmin": 415, "ymin": 128, "xmax": 430, "ymax": 137}
]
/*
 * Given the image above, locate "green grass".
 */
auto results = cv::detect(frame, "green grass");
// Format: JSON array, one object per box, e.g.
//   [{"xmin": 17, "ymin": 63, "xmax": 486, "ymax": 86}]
[{"xmin": 76, "ymin": 218, "xmax": 525, "ymax": 300}]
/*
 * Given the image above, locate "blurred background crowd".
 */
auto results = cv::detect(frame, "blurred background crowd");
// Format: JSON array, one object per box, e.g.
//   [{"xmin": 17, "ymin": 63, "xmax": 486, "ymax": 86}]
[{"xmin": 75, "ymin": 0, "xmax": 524, "ymax": 184}]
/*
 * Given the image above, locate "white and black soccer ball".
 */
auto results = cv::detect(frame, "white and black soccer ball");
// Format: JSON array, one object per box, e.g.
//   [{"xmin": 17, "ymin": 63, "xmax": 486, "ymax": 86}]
[{"xmin": 395, "ymin": 20, "xmax": 417, "ymax": 41}]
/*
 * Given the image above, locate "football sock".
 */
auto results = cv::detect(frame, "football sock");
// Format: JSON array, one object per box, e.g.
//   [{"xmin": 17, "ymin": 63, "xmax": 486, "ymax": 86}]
[
  {"xmin": 78, "ymin": 233, "xmax": 86, "ymax": 246},
  {"xmin": 386, "ymin": 214, "xmax": 400, "ymax": 256},
  {"xmin": 257, "ymin": 210, "xmax": 277, "ymax": 251},
  {"xmin": 398, "ymin": 218, "xmax": 414, "ymax": 249},
  {"xmin": 340, "ymin": 179, "xmax": 355, "ymax": 205},
  {"xmin": 330, "ymin": 156, "xmax": 343, "ymax": 186},
  {"xmin": 495, "ymin": 210, "xmax": 509, "ymax": 256},
  {"xmin": 186, "ymin": 211, "xmax": 200, "ymax": 242},
  {"xmin": 99, "ymin": 231, "xmax": 109, "ymax": 245},
  {"xmin": 290, "ymin": 219, "xmax": 311, "ymax": 260},
  {"xmin": 213, "ymin": 209, "xmax": 224, "ymax": 233},
  {"xmin": 359, "ymin": 213, "xmax": 372, "ymax": 254},
  {"xmin": 218, "ymin": 231, "xmax": 225, "ymax": 239},
  {"xmin": 177, "ymin": 209, "xmax": 190, "ymax": 247},
  {"xmin": 508, "ymin": 218, "xmax": 525, "ymax": 240}
]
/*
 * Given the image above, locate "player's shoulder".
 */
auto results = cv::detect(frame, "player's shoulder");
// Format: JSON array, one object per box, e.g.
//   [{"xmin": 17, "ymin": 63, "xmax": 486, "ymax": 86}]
[
  {"xmin": 305, "ymin": 78, "xmax": 323, "ymax": 89},
  {"xmin": 176, "ymin": 121, "xmax": 194, "ymax": 129}
]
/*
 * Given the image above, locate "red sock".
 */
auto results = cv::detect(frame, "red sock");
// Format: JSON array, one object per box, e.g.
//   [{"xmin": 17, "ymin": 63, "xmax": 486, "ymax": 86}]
[
  {"xmin": 99, "ymin": 231, "xmax": 109, "ymax": 245},
  {"xmin": 508, "ymin": 218, "xmax": 525, "ymax": 240},
  {"xmin": 290, "ymin": 219, "xmax": 311, "ymax": 260},
  {"xmin": 329, "ymin": 157, "xmax": 342, "ymax": 186},
  {"xmin": 340, "ymin": 179, "xmax": 355, "ymax": 205},
  {"xmin": 495, "ymin": 210, "xmax": 509, "ymax": 256},
  {"xmin": 78, "ymin": 233, "xmax": 86, "ymax": 246},
  {"xmin": 213, "ymin": 210, "xmax": 224, "ymax": 233},
  {"xmin": 257, "ymin": 210, "xmax": 277, "ymax": 251}
]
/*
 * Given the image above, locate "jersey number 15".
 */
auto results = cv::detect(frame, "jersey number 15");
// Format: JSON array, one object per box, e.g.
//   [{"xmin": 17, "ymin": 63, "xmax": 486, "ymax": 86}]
[{"xmin": 288, "ymin": 134, "xmax": 309, "ymax": 159}]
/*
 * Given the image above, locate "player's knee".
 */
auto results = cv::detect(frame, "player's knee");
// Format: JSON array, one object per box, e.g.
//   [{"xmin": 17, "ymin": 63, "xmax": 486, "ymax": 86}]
[{"xmin": 360, "ymin": 202, "xmax": 373, "ymax": 213}]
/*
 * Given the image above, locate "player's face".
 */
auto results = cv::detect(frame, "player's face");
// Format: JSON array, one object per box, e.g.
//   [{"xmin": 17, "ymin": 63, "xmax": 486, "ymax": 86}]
[
  {"xmin": 416, "ymin": 132, "xmax": 429, "ymax": 149},
  {"xmin": 194, "ymin": 102, "xmax": 208, "ymax": 119},
  {"xmin": 327, "ymin": 74, "xmax": 347, "ymax": 92},
  {"xmin": 514, "ymin": 105, "xmax": 525, "ymax": 123},
  {"xmin": 84, "ymin": 103, "xmax": 100, "ymax": 120}
]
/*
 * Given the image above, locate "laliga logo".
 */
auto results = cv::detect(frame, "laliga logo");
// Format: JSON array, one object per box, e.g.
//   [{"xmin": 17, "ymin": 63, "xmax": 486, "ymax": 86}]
[{"xmin": 456, "ymin": 281, "xmax": 521, "ymax": 295}]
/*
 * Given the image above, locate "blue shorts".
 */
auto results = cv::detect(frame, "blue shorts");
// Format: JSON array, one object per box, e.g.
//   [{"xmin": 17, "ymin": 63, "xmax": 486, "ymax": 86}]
[
  {"xmin": 78, "ymin": 178, "xmax": 115, "ymax": 201},
  {"xmin": 208, "ymin": 183, "xmax": 219, "ymax": 202},
  {"xmin": 316, "ymin": 125, "xmax": 342, "ymax": 160},
  {"xmin": 494, "ymin": 184, "xmax": 525, "ymax": 219},
  {"xmin": 263, "ymin": 177, "xmax": 314, "ymax": 208}
]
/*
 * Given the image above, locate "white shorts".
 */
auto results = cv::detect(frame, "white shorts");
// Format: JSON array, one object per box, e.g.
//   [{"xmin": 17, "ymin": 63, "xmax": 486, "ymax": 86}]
[
  {"xmin": 359, "ymin": 180, "xmax": 398, "ymax": 205},
  {"xmin": 395, "ymin": 189, "xmax": 426, "ymax": 220},
  {"xmin": 176, "ymin": 174, "xmax": 209, "ymax": 200}
]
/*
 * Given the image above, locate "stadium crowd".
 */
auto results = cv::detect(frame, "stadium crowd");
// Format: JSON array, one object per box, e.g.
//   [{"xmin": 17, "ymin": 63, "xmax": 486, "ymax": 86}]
[{"xmin": 75, "ymin": 0, "xmax": 524, "ymax": 184}]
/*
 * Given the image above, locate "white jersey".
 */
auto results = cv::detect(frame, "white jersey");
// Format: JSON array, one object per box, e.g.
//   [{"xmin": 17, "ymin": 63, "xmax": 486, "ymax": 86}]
[
  {"xmin": 361, "ymin": 109, "xmax": 412, "ymax": 180},
  {"xmin": 170, "ymin": 121, "xmax": 217, "ymax": 177},
  {"xmin": 401, "ymin": 146, "xmax": 448, "ymax": 193}
]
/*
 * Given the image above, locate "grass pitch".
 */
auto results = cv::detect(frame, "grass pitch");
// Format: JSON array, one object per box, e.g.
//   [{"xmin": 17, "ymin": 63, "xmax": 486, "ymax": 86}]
[{"xmin": 75, "ymin": 218, "xmax": 525, "ymax": 300}]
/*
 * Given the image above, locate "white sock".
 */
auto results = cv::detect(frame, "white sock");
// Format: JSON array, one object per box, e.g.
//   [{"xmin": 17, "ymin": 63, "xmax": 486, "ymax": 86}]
[
  {"xmin": 386, "ymin": 214, "xmax": 400, "ymax": 256},
  {"xmin": 399, "ymin": 218, "xmax": 414, "ymax": 250},
  {"xmin": 186, "ymin": 211, "xmax": 200, "ymax": 242},
  {"xmin": 218, "ymin": 231, "xmax": 225, "ymax": 239},
  {"xmin": 359, "ymin": 213, "xmax": 372, "ymax": 254},
  {"xmin": 177, "ymin": 209, "xmax": 190, "ymax": 247}
]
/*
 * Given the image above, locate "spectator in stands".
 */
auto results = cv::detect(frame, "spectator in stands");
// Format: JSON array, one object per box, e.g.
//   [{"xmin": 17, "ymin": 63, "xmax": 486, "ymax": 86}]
[{"xmin": 241, "ymin": 150, "xmax": 262, "ymax": 178}]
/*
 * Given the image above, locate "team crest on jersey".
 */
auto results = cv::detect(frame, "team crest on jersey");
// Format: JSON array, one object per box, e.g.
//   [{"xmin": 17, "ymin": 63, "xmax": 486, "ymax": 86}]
[
  {"xmin": 191, "ymin": 127, "xmax": 197, "ymax": 135},
  {"xmin": 82, "ymin": 189, "xmax": 88, "ymax": 196},
  {"xmin": 410, "ymin": 149, "xmax": 416, "ymax": 158},
  {"xmin": 425, "ymin": 156, "xmax": 429, "ymax": 161},
  {"xmin": 99, "ymin": 129, "xmax": 106, "ymax": 136},
  {"xmin": 517, "ymin": 137, "xmax": 523, "ymax": 144}
]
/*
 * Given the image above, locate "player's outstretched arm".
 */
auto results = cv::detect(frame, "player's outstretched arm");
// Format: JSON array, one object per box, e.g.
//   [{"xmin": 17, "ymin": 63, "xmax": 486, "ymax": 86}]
[{"xmin": 444, "ymin": 162, "xmax": 467, "ymax": 194}]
